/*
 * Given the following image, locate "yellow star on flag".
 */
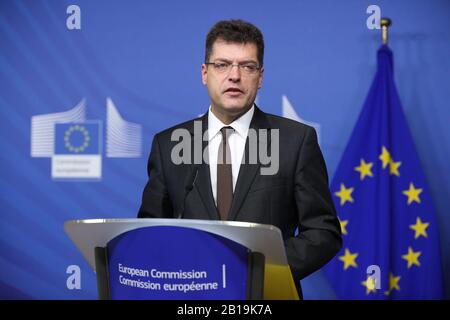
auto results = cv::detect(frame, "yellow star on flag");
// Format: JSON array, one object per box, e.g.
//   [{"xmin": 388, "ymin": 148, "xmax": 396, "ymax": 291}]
[
  {"xmin": 379, "ymin": 146, "xmax": 391, "ymax": 169},
  {"xmin": 384, "ymin": 272, "xmax": 401, "ymax": 295},
  {"xmin": 409, "ymin": 217, "xmax": 429, "ymax": 239},
  {"xmin": 361, "ymin": 276, "xmax": 377, "ymax": 294},
  {"xmin": 402, "ymin": 246, "xmax": 421, "ymax": 268},
  {"xmin": 339, "ymin": 219, "xmax": 348, "ymax": 235},
  {"xmin": 334, "ymin": 184, "xmax": 354, "ymax": 206},
  {"xmin": 389, "ymin": 160, "xmax": 401, "ymax": 176},
  {"xmin": 402, "ymin": 183, "xmax": 423, "ymax": 205},
  {"xmin": 354, "ymin": 159, "xmax": 374, "ymax": 180},
  {"xmin": 339, "ymin": 248, "xmax": 358, "ymax": 270}
]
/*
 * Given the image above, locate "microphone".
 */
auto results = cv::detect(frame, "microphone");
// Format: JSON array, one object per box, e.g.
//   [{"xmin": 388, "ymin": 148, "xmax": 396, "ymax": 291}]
[{"xmin": 177, "ymin": 166, "xmax": 199, "ymax": 219}]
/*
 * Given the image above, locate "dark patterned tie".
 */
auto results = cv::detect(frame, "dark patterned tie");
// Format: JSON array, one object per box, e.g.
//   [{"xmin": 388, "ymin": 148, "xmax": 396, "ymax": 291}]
[{"xmin": 217, "ymin": 126, "xmax": 234, "ymax": 220}]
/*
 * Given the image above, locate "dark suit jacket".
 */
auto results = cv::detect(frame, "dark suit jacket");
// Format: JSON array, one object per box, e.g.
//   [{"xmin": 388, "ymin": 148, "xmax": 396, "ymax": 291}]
[{"xmin": 138, "ymin": 106, "xmax": 342, "ymax": 298}]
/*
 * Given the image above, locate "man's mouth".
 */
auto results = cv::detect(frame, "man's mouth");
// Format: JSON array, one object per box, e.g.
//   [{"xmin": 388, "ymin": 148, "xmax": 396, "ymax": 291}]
[{"xmin": 224, "ymin": 88, "xmax": 244, "ymax": 95}]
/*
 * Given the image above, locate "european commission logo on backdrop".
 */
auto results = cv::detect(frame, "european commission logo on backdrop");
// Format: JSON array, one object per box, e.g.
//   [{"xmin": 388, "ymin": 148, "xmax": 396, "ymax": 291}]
[{"xmin": 30, "ymin": 98, "xmax": 142, "ymax": 180}]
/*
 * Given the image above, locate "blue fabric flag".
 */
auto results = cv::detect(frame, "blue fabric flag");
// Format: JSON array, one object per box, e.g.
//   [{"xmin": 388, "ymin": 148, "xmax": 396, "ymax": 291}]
[{"xmin": 323, "ymin": 45, "xmax": 443, "ymax": 299}]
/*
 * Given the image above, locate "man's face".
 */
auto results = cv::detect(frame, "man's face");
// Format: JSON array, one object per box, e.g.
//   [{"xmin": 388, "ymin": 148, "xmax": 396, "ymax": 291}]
[{"xmin": 202, "ymin": 40, "xmax": 263, "ymax": 119}]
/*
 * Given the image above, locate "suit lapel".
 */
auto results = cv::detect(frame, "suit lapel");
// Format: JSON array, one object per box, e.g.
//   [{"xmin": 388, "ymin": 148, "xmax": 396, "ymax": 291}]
[
  {"xmin": 188, "ymin": 112, "xmax": 220, "ymax": 220},
  {"xmin": 195, "ymin": 163, "xmax": 220, "ymax": 220},
  {"xmin": 228, "ymin": 106, "xmax": 271, "ymax": 221}
]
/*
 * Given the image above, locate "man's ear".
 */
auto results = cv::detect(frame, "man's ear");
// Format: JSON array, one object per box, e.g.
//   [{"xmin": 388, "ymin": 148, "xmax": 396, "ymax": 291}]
[
  {"xmin": 258, "ymin": 67, "xmax": 264, "ymax": 89},
  {"xmin": 201, "ymin": 64, "xmax": 207, "ymax": 85}
]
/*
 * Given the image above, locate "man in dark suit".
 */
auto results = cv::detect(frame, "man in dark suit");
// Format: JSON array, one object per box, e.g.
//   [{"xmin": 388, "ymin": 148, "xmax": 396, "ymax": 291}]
[{"xmin": 138, "ymin": 19, "xmax": 341, "ymax": 298}]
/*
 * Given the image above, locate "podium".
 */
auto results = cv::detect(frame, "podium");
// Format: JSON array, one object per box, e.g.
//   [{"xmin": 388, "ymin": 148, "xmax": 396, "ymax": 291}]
[{"xmin": 64, "ymin": 218, "xmax": 299, "ymax": 300}]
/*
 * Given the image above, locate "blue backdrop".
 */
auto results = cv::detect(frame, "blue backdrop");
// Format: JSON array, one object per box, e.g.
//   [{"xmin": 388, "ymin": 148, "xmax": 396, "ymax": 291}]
[{"xmin": 0, "ymin": 0, "xmax": 449, "ymax": 299}]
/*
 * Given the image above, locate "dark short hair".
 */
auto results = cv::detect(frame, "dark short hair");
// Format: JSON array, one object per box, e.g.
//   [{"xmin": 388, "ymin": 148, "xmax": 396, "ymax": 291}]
[{"xmin": 205, "ymin": 19, "xmax": 264, "ymax": 67}]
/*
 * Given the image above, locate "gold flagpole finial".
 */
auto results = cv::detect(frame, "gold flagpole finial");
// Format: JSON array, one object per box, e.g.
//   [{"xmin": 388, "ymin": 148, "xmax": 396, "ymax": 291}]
[{"xmin": 380, "ymin": 18, "xmax": 392, "ymax": 45}]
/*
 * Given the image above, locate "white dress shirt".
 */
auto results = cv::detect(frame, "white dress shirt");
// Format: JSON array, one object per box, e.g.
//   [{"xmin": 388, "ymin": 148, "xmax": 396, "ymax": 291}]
[{"xmin": 208, "ymin": 105, "xmax": 255, "ymax": 205}]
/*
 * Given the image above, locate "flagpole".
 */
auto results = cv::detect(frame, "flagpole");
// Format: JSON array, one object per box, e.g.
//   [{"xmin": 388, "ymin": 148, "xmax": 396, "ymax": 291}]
[{"xmin": 380, "ymin": 18, "xmax": 392, "ymax": 45}]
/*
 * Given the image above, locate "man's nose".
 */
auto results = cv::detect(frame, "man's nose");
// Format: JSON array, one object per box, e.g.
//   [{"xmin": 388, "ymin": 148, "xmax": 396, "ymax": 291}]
[{"xmin": 227, "ymin": 64, "xmax": 241, "ymax": 82}]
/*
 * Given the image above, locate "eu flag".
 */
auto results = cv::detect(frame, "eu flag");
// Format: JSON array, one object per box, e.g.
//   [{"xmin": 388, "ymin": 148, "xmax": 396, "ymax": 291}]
[
  {"xmin": 54, "ymin": 122, "xmax": 101, "ymax": 155},
  {"xmin": 323, "ymin": 45, "xmax": 443, "ymax": 299}
]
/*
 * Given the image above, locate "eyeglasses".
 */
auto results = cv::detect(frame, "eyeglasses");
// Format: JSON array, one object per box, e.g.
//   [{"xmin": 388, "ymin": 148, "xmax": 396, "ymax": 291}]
[{"xmin": 205, "ymin": 60, "xmax": 261, "ymax": 75}]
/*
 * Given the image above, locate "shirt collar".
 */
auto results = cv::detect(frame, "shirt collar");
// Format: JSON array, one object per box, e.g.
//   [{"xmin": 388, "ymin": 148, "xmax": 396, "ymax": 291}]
[{"xmin": 207, "ymin": 105, "xmax": 255, "ymax": 141}]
